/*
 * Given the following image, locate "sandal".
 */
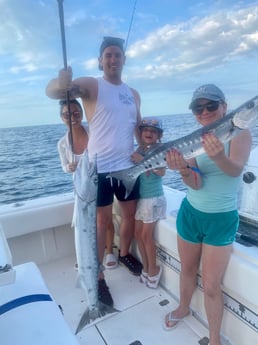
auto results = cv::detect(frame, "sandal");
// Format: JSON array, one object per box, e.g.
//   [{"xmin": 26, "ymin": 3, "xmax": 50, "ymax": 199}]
[
  {"xmin": 139, "ymin": 270, "xmax": 148, "ymax": 284},
  {"xmin": 105, "ymin": 253, "xmax": 118, "ymax": 269},
  {"xmin": 163, "ymin": 311, "xmax": 184, "ymax": 331},
  {"xmin": 147, "ymin": 266, "xmax": 162, "ymax": 289}
]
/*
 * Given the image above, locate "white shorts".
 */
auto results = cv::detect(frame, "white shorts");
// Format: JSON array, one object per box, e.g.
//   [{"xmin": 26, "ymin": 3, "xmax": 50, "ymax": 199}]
[{"xmin": 135, "ymin": 195, "xmax": 167, "ymax": 223}]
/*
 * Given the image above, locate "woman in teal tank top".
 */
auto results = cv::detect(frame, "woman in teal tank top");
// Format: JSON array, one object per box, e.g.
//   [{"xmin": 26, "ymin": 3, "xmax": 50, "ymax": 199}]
[{"xmin": 163, "ymin": 84, "xmax": 252, "ymax": 345}]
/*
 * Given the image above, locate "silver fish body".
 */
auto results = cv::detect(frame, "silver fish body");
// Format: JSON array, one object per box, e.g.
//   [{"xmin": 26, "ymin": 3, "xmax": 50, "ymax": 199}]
[
  {"xmin": 73, "ymin": 151, "xmax": 117, "ymax": 334},
  {"xmin": 110, "ymin": 95, "xmax": 258, "ymax": 197}
]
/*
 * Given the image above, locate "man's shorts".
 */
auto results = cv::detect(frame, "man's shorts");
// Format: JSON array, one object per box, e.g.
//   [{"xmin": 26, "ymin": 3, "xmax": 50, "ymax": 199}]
[
  {"xmin": 176, "ymin": 198, "xmax": 239, "ymax": 246},
  {"xmin": 135, "ymin": 195, "xmax": 167, "ymax": 223},
  {"xmin": 97, "ymin": 173, "xmax": 140, "ymax": 207}
]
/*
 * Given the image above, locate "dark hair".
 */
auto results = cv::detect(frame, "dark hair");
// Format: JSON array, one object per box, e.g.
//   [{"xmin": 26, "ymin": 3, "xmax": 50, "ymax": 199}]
[{"xmin": 59, "ymin": 99, "xmax": 83, "ymax": 116}]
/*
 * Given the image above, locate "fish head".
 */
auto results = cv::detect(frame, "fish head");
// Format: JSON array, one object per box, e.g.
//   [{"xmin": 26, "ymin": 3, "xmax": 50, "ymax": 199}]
[{"xmin": 232, "ymin": 95, "xmax": 258, "ymax": 129}]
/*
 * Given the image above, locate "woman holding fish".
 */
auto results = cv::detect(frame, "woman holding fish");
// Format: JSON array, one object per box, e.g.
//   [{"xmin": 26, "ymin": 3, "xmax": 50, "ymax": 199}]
[{"xmin": 164, "ymin": 84, "xmax": 252, "ymax": 345}]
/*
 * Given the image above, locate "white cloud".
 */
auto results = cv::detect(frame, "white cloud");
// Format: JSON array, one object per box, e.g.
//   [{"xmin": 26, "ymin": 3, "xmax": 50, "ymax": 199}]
[
  {"xmin": 82, "ymin": 58, "xmax": 98, "ymax": 70},
  {"xmin": 123, "ymin": 5, "xmax": 258, "ymax": 84}
]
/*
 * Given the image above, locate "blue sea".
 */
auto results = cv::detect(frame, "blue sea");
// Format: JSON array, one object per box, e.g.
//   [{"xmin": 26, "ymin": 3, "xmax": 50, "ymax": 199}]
[{"xmin": 1, "ymin": 114, "xmax": 258, "ymax": 205}]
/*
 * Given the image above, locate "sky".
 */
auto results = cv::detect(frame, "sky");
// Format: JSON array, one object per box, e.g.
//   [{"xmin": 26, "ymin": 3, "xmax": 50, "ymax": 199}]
[{"xmin": 1, "ymin": 0, "xmax": 258, "ymax": 128}]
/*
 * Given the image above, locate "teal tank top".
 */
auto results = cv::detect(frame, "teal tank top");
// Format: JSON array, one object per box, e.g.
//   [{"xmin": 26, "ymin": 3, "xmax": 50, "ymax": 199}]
[
  {"xmin": 136, "ymin": 144, "xmax": 164, "ymax": 199},
  {"xmin": 139, "ymin": 172, "xmax": 164, "ymax": 199},
  {"xmin": 187, "ymin": 143, "xmax": 241, "ymax": 213}
]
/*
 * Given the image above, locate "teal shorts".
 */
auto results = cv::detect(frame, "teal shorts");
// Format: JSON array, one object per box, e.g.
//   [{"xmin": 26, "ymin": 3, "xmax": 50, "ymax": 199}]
[{"xmin": 176, "ymin": 198, "xmax": 239, "ymax": 246}]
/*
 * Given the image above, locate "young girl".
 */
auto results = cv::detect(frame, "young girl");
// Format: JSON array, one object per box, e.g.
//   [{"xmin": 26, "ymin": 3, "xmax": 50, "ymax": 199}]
[{"xmin": 131, "ymin": 118, "xmax": 167, "ymax": 288}]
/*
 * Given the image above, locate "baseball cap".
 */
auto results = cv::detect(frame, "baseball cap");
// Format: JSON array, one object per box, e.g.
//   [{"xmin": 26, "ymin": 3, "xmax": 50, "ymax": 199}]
[
  {"xmin": 99, "ymin": 36, "xmax": 125, "ymax": 57},
  {"xmin": 139, "ymin": 118, "xmax": 163, "ymax": 133},
  {"xmin": 189, "ymin": 84, "xmax": 225, "ymax": 109}
]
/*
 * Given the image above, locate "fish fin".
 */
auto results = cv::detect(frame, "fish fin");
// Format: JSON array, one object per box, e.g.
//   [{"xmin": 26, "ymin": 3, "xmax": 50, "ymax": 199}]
[{"xmin": 75, "ymin": 303, "xmax": 119, "ymax": 334}]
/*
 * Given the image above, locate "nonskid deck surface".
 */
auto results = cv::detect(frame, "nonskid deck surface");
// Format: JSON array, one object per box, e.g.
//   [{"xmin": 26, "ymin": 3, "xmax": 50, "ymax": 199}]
[{"xmin": 39, "ymin": 255, "xmax": 209, "ymax": 345}]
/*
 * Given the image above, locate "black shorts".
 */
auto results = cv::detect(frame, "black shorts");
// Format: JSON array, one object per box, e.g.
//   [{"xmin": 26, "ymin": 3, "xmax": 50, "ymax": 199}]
[{"xmin": 97, "ymin": 173, "xmax": 140, "ymax": 207}]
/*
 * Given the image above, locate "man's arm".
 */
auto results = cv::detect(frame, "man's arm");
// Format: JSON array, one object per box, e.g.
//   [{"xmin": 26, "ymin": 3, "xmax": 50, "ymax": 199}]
[{"xmin": 45, "ymin": 67, "xmax": 92, "ymax": 100}]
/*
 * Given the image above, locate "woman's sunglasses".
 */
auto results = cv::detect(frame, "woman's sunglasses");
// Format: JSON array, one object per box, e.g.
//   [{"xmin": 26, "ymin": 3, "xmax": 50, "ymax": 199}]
[
  {"xmin": 192, "ymin": 100, "xmax": 221, "ymax": 115},
  {"xmin": 61, "ymin": 111, "xmax": 81, "ymax": 120}
]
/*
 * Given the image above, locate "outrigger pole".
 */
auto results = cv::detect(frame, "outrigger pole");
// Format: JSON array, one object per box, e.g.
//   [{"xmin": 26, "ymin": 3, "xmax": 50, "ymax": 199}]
[
  {"xmin": 56, "ymin": 0, "xmax": 74, "ymax": 155},
  {"xmin": 124, "ymin": 0, "xmax": 137, "ymax": 52}
]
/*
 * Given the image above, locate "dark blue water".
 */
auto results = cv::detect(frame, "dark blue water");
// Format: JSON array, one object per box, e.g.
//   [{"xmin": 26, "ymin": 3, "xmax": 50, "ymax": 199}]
[
  {"xmin": 1, "ymin": 114, "xmax": 257, "ymax": 205},
  {"xmin": 0, "ymin": 123, "xmax": 72, "ymax": 204}
]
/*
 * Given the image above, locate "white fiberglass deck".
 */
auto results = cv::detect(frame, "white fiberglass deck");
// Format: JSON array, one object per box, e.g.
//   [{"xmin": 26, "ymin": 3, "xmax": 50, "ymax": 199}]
[{"xmin": 39, "ymin": 254, "xmax": 210, "ymax": 345}]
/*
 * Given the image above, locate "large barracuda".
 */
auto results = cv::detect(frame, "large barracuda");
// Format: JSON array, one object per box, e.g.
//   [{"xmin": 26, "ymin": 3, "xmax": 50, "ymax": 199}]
[
  {"xmin": 73, "ymin": 151, "xmax": 117, "ymax": 334},
  {"xmin": 110, "ymin": 95, "xmax": 258, "ymax": 197}
]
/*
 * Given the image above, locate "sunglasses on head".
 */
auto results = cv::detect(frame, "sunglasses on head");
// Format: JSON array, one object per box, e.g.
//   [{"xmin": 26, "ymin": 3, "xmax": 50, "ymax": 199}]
[
  {"xmin": 61, "ymin": 111, "xmax": 81, "ymax": 120},
  {"xmin": 192, "ymin": 100, "xmax": 221, "ymax": 115},
  {"xmin": 141, "ymin": 119, "xmax": 159, "ymax": 126}
]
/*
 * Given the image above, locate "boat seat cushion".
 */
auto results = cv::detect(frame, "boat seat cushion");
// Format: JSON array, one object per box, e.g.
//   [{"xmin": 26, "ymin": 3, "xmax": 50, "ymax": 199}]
[{"xmin": 0, "ymin": 261, "xmax": 79, "ymax": 345}]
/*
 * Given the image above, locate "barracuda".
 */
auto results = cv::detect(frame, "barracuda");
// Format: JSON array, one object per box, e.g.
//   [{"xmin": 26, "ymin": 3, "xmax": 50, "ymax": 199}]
[
  {"xmin": 73, "ymin": 151, "xmax": 117, "ymax": 334},
  {"xmin": 110, "ymin": 95, "xmax": 258, "ymax": 197}
]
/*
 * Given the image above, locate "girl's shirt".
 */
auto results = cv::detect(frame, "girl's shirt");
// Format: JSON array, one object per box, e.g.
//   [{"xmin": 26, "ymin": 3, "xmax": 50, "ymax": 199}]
[{"xmin": 137, "ymin": 145, "xmax": 164, "ymax": 199}]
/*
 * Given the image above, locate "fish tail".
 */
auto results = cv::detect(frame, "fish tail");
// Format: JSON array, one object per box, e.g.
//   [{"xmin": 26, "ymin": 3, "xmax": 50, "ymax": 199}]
[
  {"xmin": 75, "ymin": 303, "xmax": 119, "ymax": 334},
  {"xmin": 108, "ymin": 170, "xmax": 137, "ymax": 198},
  {"xmin": 75, "ymin": 308, "xmax": 90, "ymax": 334},
  {"xmin": 98, "ymin": 302, "xmax": 119, "ymax": 318},
  {"xmin": 123, "ymin": 178, "xmax": 137, "ymax": 199}
]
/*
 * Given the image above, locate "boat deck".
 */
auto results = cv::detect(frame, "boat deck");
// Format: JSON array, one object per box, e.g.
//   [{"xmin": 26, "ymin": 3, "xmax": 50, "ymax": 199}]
[{"xmin": 39, "ymin": 253, "xmax": 212, "ymax": 345}]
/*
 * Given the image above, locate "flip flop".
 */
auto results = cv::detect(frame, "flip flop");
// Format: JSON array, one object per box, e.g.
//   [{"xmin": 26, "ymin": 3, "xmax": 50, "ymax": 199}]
[
  {"xmin": 105, "ymin": 253, "xmax": 118, "ymax": 269},
  {"xmin": 163, "ymin": 311, "xmax": 184, "ymax": 331},
  {"xmin": 146, "ymin": 266, "xmax": 162, "ymax": 289},
  {"xmin": 139, "ymin": 270, "xmax": 148, "ymax": 284}
]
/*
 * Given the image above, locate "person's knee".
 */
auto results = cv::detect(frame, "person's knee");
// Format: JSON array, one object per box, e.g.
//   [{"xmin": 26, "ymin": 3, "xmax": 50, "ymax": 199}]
[
  {"xmin": 98, "ymin": 218, "xmax": 110, "ymax": 230},
  {"xmin": 181, "ymin": 259, "xmax": 199, "ymax": 277},
  {"xmin": 203, "ymin": 279, "xmax": 221, "ymax": 298}
]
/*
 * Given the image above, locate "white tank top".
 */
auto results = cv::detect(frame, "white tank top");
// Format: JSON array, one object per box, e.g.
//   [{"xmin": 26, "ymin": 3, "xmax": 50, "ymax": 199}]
[{"xmin": 88, "ymin": 77, "xmax": 137, "ymax": 173}]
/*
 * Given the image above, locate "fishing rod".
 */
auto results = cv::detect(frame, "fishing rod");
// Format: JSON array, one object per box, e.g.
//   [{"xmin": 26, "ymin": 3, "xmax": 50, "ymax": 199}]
[
  {"xmin": 56, "ymin": 0, "xmax": 74, "ymax": 155},
  {"xmin": 124, "ymin": 0, "xmax": 137, "ymax": 52}
]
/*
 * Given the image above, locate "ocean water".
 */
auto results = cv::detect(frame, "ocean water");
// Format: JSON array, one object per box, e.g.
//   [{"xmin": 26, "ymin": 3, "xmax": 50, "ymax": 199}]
[{"xmin": 0, "ymin": 113, "xmax": 257, "ymax": 206}]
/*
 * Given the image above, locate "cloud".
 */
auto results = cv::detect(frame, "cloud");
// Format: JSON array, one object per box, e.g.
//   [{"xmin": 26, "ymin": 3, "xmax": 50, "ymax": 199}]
[
  {"xmin": 82, "ymin": 58, "xmax": 98, "ymax": 70},
  {"xmin": 124, "ymin": 5, "xmax": 258, "ymax": 82},
  {"xmin": 1, "ymin": 0, "xmax": 258, "ymax": 127}
]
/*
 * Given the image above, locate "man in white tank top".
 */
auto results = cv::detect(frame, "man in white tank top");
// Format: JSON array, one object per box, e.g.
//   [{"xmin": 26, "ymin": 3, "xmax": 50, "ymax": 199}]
[{"xmin": 46, "ymin": 36, "xmax": 143, "ymax": 306}]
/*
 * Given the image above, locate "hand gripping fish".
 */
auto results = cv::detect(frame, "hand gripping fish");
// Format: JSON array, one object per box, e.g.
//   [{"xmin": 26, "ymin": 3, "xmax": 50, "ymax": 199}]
[
  {"xmin": 110, "ymin": 95, "xmax": 258, "ymax": 197},
  {"xmin": 73, "ymin": 151, "xmax": 117, "ymax": 334}
]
